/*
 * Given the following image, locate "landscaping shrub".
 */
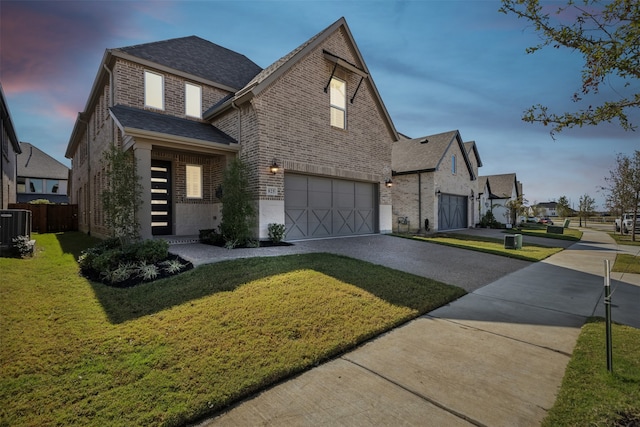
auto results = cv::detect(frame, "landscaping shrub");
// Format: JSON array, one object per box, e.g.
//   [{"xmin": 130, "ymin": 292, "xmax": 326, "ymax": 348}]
[
  {"xmin": 78, "ymin": 238, "xmax": 191, "ymax": 287},
  {"xmin": 268, "ymin": 223, "xmax": 286, "ymax": 244},
  {"xmin": 11, "ymin": 235, "xmax": 34, "ymax": 258}
]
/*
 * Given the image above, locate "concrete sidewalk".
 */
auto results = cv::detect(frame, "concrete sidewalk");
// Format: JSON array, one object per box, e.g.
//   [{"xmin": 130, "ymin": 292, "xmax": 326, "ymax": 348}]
[{"xmin": 189, "ymin": 229, "xmax": 639, "ymax": 427}]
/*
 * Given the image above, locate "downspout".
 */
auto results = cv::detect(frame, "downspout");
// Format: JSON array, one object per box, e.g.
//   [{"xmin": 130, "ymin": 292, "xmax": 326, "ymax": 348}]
[{"xmin": 418, "ymin": 172, "xmax": 422, "ymax": 233}]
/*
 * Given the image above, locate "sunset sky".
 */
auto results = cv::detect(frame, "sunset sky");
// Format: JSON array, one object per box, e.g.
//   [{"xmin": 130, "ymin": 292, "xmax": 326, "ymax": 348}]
[{"xmin": 2, "ymin": 0, "xmax": 638, "ymax": 209}]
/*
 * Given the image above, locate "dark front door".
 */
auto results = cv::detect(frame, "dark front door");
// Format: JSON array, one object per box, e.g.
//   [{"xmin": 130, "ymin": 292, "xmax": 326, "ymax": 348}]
[{"xmin": 151, "ymin": 160, "xmax": 172, "ymax": 235}]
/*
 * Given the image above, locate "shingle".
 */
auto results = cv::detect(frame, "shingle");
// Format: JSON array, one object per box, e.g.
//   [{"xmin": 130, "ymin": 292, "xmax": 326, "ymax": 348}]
[
  {"xmin": 110, "ymin": 105, "xmax": 237, "ymax": 145},
  {"xmin": 114, "ymin": 36, "xmax": 262, "ymax": 90},
  {"xmin": 17, "ymin": 143, "xmax": 69, "ymax": 179},
  {"xmin": 392, "ymin": 130, "xmax": 458, "ymax": 173},
  {"xmin": 480, "ymin": 173, "xmax": 517, "ymax": 198}
]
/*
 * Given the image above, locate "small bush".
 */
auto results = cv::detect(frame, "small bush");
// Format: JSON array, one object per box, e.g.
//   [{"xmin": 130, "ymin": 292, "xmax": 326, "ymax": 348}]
[
  {"xmin": 479, "ymin": 211, "xmax": 501, "ymax": 228},
  {"xmin": 126, "ymin": 239, "xmax": 169, "ymax": 264},
  {"xmin": 268, "ymin": 223, "xmax": 286, "ymax": 243},
  {"xmin": 137, "ymin": 262, "xmax": 159, "ymax": 281},
  {"xmin": 199, "ymin": 229, "xmax": 223, "ymax": 245},
  {"xmin": 11, "ymin": 235, "xmax": 34, "ymax": 258}
]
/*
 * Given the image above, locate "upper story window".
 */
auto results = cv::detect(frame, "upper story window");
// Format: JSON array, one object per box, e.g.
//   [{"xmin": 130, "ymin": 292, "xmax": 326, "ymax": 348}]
[
  {"xmin": 144, "ymin": 70, "xmax": 164, "ymax": 110},
  {"xmin": 185, "ymin": 83, "xmax": 202, "ymax": 118},
  {"xmin": 330, "ymin": 77, "xmax": 346, "ymax": 129},
  {"xmin": 186, "ymin": 165, "xmax": 202, "ymax": 198},
  {"xmin": 451, "ymin": 155, "xmax": 457, "ymax": 175}
]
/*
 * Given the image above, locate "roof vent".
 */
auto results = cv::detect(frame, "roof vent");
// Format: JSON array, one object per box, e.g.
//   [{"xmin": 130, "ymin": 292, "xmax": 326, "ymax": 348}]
[{"xmin": 419, "ymin": 138, "xmax": 429, "ymax": 144}]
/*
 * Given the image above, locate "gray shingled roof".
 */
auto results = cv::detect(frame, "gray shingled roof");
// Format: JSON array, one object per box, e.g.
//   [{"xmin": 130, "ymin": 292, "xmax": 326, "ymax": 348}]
[
  {"xmin": 17, "ymin": 143, "xmax": 69, "ymax": 179},
  {"xmin": 392, "ymin": 130, "xmax": 459, "ymax": 173},
  {"xmin": 480, "ymin": 173, "xmax": 518, "ymax": 199},
  {"xmin": 110, "ymin": 105, "xmax": 237, "ymax": 145},
  {"xmin": 114, "ymin": 36, "xmax": 262, "ymax": 90}
]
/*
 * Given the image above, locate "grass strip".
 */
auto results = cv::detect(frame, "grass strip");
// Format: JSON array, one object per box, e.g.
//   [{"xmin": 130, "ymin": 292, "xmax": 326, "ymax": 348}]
[
  {"xmin": 403, "ymin": 233, "xmax": 563, "ymax": 262},
  {"xmin": 612, "ymin": 253, "xmax": 640, "ymax": 274},
  {"xmin": 0, "ymin": 232, "xmax": 465, "ymax": 427},
  {"xmin": 542, "ymin": 318, "xmax": 640, "ymax": 426},
  {"xmin": 506, "ymin": 227, "xmax": 583, "ymax": 241}
]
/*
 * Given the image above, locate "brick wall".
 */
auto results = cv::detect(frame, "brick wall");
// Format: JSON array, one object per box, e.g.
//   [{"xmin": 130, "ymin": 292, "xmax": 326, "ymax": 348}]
[{"xmin": 230, "ymin": 27, "xmax": 394, "ymax": 210}]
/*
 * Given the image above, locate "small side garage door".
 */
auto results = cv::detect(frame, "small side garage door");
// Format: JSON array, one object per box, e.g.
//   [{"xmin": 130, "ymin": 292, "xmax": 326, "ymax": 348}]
[
  {"xmin": 285, "ymin": 174, "xmax": 377, "ymax": 240},
  {"xmin": 438, "ymin": 193, "xmax": 468, "ymax": 230}
]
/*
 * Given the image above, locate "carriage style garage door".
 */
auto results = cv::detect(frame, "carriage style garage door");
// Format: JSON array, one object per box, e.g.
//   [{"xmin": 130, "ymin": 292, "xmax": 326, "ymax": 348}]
[
  {"xmin": 285, "ymin": 174, "xmax": 377, "ymax": 240},
  {"xmin": 438, "ymin": 193, "xmax": 467, "ymax": 231}
]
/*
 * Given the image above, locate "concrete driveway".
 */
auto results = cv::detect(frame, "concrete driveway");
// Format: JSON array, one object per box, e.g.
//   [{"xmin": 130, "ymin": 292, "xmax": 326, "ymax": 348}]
[{"xmin": 170, "ymin": 233, "xmax": 532, "ymax": 292}]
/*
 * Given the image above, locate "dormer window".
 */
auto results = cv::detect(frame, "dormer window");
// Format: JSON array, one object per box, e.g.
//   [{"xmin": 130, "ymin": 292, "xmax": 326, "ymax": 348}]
[
  {"xmin": 330, "ymin": 77, "xmax": 346, "ymax": 129},
  {"xmin": 144, "ymin": 70, "xmax": 164, "ymax": 110}
]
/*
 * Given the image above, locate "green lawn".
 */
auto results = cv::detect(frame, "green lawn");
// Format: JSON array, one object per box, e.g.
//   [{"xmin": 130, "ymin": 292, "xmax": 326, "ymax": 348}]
[
  {"xmin": 542, "ymin": 318, "xmax": 640, "ymax": 426},
  {"xmin": 612, "ymin": 253, "xmax": 640, "ymax": 274},
  {"xmin": 508, "ymin": 226, "xmax": 583, "ymax": 241},
  {"xmin": 0, "ymin": 232, "xmax": 465, "ymax": 427},
  {"xmin": 405, "ymin": 233, "xmax": 563, "ymax": 262},
  {"xmin": 609, "ymin": 231, "xmax": 640, "ymax": 246}
]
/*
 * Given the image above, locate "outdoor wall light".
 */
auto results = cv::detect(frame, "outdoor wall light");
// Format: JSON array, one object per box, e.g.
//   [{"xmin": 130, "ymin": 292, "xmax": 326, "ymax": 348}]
[
  {"xmin": 270, "ymin": 159, "xmax": 280, "ymax": 174},
  {"xmin": 385, "ymin": 178, "xmax": 393, "ymax": 188},
  {"xmin": 436, "ymin": 189, "xmax": 441, "ymax": 196}
]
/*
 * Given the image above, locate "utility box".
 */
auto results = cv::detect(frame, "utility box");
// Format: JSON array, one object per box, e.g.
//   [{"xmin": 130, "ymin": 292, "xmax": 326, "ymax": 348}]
[
  {"xmin": 504, "ymin": 234, "xmax": 522, "ymax": 250},
  {"xmin": 0, "ymin": 210, "xmax": 32, "ymax": 249}
]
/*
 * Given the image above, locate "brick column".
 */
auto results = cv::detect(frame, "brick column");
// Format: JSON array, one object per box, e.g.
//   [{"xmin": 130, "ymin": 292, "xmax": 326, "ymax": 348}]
[{"xmin": 134, "ymin": 142, "xmax": 152, "ymax": 240}]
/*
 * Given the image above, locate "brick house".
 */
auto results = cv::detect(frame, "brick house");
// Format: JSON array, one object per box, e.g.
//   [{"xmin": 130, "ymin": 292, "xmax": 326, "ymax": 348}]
[
  {"xmin": 478, "ymin": 173, "xmax": 522, "ymax": 226},
  {"xmin": 391, "ymin": 130, "xmax": 478, "ymax": 232},
  {"xmin": 65, "ymin": 18, "xmax": 398, "ymax": 240},
  {"xmin": 1, "ymin": 83, "xmax": 22, "ymax": 210},
  {"xmin": 16, "ymin": 143, "xmax": 70, "ymax": 204}
]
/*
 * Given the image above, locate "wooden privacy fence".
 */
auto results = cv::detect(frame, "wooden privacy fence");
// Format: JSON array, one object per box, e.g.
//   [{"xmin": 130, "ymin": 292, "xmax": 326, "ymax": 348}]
[{"xmin": 9, "ymin": 204, "xmax": 78, "ymax": 233}]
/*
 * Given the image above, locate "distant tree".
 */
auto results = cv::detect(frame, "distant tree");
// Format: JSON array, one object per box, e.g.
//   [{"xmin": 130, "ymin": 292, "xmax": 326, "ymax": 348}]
[
  {"xmin": 556, "ymin": 196, "xmax": 572, "ymax": 218},
  {"xmin": 101, "ymin": 144, "xmax": 142, "ymax": 245},
  {"xmin": 499, "ymin": 0, "xmax": 640, "ymax": 136},
  {"xmin": 505, "ymin": 195, "xmax": 528, "ymax": 226},
  {"xmin": 578, "ymin": 194, "xmax": 597, "ymax": 226},
  {"xmin": 604, "ymin": 150, "xmax": 640, "ymax": 239}
]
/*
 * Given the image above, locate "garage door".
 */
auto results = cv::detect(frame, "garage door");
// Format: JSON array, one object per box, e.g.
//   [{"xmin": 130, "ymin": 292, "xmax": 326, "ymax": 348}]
[
  {"xmin": 438, "ymin": 194, "xmax": 467, "ymax": 230},
  {"xmin": 285, "ymin": 174, "xmax": 377, "ymax": 240}
]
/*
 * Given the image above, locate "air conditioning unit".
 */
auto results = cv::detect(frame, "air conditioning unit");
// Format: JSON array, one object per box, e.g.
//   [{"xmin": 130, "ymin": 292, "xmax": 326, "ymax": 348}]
[
  {"xmin": 0, "ymin": 210, "xmax": 32, "ymax": 248},
  {"xmin": 504, "ymin": 234, "xmax": 517, "ymax": 249}
]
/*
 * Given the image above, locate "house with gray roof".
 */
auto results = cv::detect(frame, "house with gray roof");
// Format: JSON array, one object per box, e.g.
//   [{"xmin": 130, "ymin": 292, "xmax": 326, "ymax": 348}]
[
  {"xmin": 1, "ymin": 83, "xmax": 22, "ymax": 209},
  {"xmin": 17, "ymin": 142, "xmax": 69, "ymax": 203},
  {"xmin": 478, "ymin": 173, "xmax": 522, "ymax": 226},
  {"xmin": 65, "ymin": 18, "xmax": 398, "ymax": 240},
  {"xmin": 17, "ymin": 143, "xmax": 69, "ymax": 203},
  {"xmin": 391, "ymin": 130, "xmax": 478, "ymax": 232}
]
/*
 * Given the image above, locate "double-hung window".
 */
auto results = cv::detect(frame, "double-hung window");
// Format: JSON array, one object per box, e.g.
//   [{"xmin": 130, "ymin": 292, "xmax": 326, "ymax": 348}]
[
  {"xmin": 330, "ymin": 77, "xmax": 346, "ymax": 129},
  {"xmin": 185, "ymin": 83, "xmax": 202, "ymax": 118},
  {"xmin": 144, "ymin": 70, "xmax": 164, "ymax": 110}
]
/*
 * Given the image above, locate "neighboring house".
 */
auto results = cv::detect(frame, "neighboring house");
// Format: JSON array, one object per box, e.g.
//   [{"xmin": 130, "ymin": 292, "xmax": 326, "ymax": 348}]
[
  {"xmin": 16, "ymin": 143, "xmax": 70, "ymax": 203},
  {"xmin": 535, "ymin": 202, "xmax": 558, "ymax": 217},
  {"xmin": 479, "ymin": 173, "xmax": 522, "ymax": 225},
  {"xmin": 65, "ymin": 18, "xmax": 398, "ymax": 240},
  {"xmin": 1, "ymin": 83, "xmax": 22, "ymax": 209},
  {"xmin": 392, "ymin": 130, "xmax": 477, "ymax": 232}
]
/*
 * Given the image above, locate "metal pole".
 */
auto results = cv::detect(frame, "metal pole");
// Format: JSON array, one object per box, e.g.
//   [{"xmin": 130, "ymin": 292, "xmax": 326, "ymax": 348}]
[{"xmin": 604, "ymin": 259, "xmax": 613, "ymax": 373}]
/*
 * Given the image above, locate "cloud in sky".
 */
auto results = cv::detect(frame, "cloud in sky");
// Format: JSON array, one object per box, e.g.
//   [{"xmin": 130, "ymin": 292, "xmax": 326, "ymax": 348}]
[{"xmin": 1, "ymin": 0, "xmax": 637, "ymax": 211}]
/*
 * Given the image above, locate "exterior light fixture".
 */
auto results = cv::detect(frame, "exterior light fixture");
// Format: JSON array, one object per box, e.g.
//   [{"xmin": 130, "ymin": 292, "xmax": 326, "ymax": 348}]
[
  {"xmin": 270, "ymin": 159, "xmax": 279, "ymax": 174},
  {"xmin": 385, "ymin": 178, "xmax": 393, "ymax": 188},
  {"xmin": 436, "ymin": 189, "xmax": 441, "ymax": 196}
]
